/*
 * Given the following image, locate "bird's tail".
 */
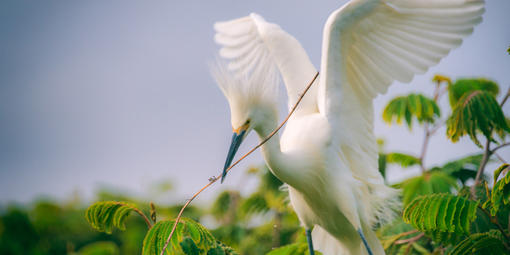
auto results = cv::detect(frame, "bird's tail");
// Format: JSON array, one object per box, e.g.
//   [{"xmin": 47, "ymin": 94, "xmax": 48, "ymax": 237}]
[{"xmin": 365, "ymin": 182, "xmax": 401, "ymax": 226}]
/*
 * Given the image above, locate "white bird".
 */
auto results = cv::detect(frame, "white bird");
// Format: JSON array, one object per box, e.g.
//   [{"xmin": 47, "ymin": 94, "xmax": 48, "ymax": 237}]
[{"xmin": 212, "ymin": 0, "xmax": 484, "ymax": 254}]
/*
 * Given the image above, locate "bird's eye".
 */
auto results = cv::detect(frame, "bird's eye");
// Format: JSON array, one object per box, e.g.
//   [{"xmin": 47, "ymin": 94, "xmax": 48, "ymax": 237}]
[{"xmin": 245, "ymin": 120, "xmax": 251, "ymax": 125}]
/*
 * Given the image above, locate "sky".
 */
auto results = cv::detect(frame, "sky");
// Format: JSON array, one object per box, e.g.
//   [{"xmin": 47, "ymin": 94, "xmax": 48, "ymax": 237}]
[{"xmin": 0, "ymin": 0, "xmax": 509, "ymax": 205}]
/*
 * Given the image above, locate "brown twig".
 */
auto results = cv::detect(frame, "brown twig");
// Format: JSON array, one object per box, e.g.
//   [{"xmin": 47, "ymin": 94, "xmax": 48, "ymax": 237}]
[
  {"xmin": 131, "ymin": 205, "xmax": 153, "ymax": 229},
  {"xmin": 159, "ymin": 72, "xmax": 320, "ymax": 255},
  {"xmin": 491, "ymin": 142, "xmax": 510, "ymax": 153},
  {"xmin": 394, "ymin": 232, "xmax": 425, "ymax": 245}
]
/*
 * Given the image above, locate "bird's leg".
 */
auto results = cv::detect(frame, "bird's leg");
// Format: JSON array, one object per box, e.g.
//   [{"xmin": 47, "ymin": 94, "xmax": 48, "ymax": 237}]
[
  {"xmin": 357, "ymin": 229, "xmax": 373, "ymax": 255},
  {"xmin": 306, "ymin": 229, "xmax": 315, "ymax": 255}
]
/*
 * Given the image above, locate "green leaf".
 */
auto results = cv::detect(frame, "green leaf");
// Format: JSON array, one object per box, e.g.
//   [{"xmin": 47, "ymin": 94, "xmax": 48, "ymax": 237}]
[
  {"xmin": 85, "ymin": 201, "xmax": 138, "ymax": 234},
  {"xmin": 142, "ymin": 218, "xmax": 236, "ymax": 255},
  {"xmin": 386, "ymin": 152, "xmax": 420, "ymax": 168},
  {"xmin": 77, "ymin": 241, "xmax": 119, "ymax": 255},
  {"xmin": 240, "ymin": 192, "xmax": 270, "ymax": 217},
  {"xmin": 493, "ymin": 163, "xmax": 510, "ymax": 185},
  {"xmin": 378, "ymin": 153, "xmax": 387, "ymax": 178},
  {"xmin": 448, "ymin": 79, "xmax": 499, "ymax": 107},
  {"xmin": 450, "ymin": 230, "xmax": 507, "ymax": 255},
  {"xmin": 403, "ymin": 194, "xmax": 478, "ymax": 236},
  {"xmin": 439, "ymin": 154, "xmax": 484, "ymax": 184},
  {"xmin": 490, "ymin": 164, "xmax": 510, "ymax": 216},
  {"xmin": 398, "ymin": 171, "xmax": 458, "ymax": 205},
  {"xmin": 383, "ymin": 94, "xmax": 440, "ymax": 129},
  {"xmin": 266, "ymin": 242, "xmax": 321, "ymax": 255},
  {"xmin": 447, "ymin": 91, "xmax": 510, "ymax": 146},
  {"xmin": 211, "ymin": 190, "xmax": 239, "ymax": 220}
]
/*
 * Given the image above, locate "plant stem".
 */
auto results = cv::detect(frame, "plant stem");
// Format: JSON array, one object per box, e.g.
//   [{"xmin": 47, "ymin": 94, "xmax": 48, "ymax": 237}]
[
  {"xmin": 132, "ymin": 206, "xmax": 153, "ymax": 229},
  {"xmin": 394, "ymin": 232, "xmax": 425, "ymax": 245},
  {"xmin": 478, "ymin": 206, "xmax": 510, "ymax": 244},
  {"xmin": 419, "ymin": 125, "xmax": 430, "ymax": 174},
  {"xmin": 491, "ymin": 142, "xmax": 510, "ymax": 153},
  {"xmin": 158, "ymin": 72, "xmax": 320, "ymax": 255},
  {"xmin": 471, "ymin": 139, "xmax": 491, "ymax": 198}
]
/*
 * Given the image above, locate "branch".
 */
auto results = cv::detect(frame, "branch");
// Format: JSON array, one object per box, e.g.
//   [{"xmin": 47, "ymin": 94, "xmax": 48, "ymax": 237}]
[
  {"xmin": 394, "ymin": 233, "xmax": 425, "ymax": 245},
  {"xmin": 500, "ymin": 87, "xmax": 510, "ymax": 107},
  {"xmin": 159, "ymin": 72, "xmax": 320, "ymax": 255},
  {"xmin": 494, "ymin": 152, "xmax": 508, "ymax": 164},
  {"xmin": 491, "ymin": 142, "xmax": 510, "ymax": 153},
  {"xmin": 131, "ymin": 205, "xmax": 152, "ymax": 229}
]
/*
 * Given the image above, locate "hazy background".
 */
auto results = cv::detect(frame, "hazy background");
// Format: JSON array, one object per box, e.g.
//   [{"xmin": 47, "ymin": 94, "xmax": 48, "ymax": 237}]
[{"xmin": 1, "ymin": 0, "xmax": 509, "ymax": 205}]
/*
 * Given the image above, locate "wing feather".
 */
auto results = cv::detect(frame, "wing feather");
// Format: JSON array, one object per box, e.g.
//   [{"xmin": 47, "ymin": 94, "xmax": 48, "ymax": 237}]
[
  {"xmin": 318, "ymin": 0, "xmax": 484, "ymax": 224},
  {"xmin": 215, "ymin": 13, "xmax": 318, "ymax": 112}
]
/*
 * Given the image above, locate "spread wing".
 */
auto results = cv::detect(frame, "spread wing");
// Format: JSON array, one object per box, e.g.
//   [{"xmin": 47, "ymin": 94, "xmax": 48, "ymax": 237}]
[
  {"xmin": 215, "ymin": 13, "xmax": 319, "ymax": 112},
  {"xmin": 318, "ymin": 0, "xmax": 484, "ymax": 213}
]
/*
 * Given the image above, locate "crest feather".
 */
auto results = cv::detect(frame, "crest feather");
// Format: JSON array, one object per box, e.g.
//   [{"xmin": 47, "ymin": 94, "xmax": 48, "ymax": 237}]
[{"xmin": 211, "ymin": 59, "xmax": 279, "ymax": 108}]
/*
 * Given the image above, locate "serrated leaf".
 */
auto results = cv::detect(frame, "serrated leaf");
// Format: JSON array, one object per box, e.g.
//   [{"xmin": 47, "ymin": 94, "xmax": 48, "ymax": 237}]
[
  {"xmin": 383, "ymin": 94, "xmax": 440, "ymax": 129},
  {"xmin": 448, "ymin": 79, "xmax": 499, "ymax": 107},
  {"xmin": 490, "ymin": 164, "xmax": 510, "ymax": 216},
  {"xmin": 142, "ymin": 218, "xmax": 236, "ymax": 255},
  {"xmin": 398, "ymin": 171, "xmax": 458, "ymax": 205},
  {"xmin": 85, "ymin": 201, "xmax": 138, "ymax": 234},
  {"xmin": 403, "ymin": 194, "xmax": 478, "ymax": 237},
  {"xmin": 439, "ymin": 154, "xmax": 484, "ymax": 184},
  {"xmin": 447, "ymin": 91, "xmax": 509, "ymax": 146},
  {"xmin": 450, "ymin": 230, "xmax": 507, "ymax": 255}
]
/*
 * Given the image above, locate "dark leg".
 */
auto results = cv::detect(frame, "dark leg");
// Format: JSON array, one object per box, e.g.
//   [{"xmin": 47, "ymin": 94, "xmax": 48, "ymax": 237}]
[
  {"xmin": 306, "ymin": 229, "xmax": 315, "ymax": 255},
  {"xmin": 358, "ymin": 229, "xmax": 373, "ymax": 255}
]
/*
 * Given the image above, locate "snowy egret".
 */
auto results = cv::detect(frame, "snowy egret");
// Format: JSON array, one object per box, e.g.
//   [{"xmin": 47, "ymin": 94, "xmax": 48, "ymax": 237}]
[{"xmin": 214, "ymin": 0, "xmax": 484, "ymax": 254}]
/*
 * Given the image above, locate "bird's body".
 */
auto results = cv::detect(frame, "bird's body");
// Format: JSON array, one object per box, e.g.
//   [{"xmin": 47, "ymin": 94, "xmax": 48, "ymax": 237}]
[{"xmin": 213, "ymin": 0, "xmax": 485, "ymax": 254}]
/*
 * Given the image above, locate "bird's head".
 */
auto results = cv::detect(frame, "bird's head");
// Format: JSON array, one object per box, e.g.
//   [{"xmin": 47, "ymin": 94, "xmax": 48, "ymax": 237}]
[{"xmin": 211, "ymin": 62, "xmax": 279, "ymax": 183}]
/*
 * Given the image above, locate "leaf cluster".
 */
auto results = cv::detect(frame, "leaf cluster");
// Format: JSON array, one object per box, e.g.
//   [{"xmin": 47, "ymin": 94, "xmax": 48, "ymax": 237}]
[
  {"xmin": 447, "ymin": 90, "xmax": 509, "ymax": 146},
  {"xmin": 403, "ymin": 194, "xmax": 478, "ymax": 236},
  {"xmin": 383, "ymin": 94, "xmax": 440, "ymax": 128},
  {"xmin": 85, "ymin": 201, "xmax": 136, "ymax": 234},
  {"xmin": 142, "ymin": 218, "xmax": 236, "ymax": 255}
]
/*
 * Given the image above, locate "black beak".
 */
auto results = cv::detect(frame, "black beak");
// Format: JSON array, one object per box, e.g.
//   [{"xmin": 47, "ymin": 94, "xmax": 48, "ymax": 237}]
[{"xmin": 221, "ymin": 130, "xmax": 246, "ymax": 183}]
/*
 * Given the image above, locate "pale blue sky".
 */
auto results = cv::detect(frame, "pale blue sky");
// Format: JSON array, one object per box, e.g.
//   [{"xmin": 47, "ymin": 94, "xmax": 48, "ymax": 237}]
[{"xmin": 0, "ymin": 0, "xmax": 508, "ymax": 204}]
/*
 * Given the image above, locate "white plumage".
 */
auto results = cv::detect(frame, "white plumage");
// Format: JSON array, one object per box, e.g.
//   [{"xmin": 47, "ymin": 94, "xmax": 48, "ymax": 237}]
[{"xmin": 213, "ymin": 0, "xmax": 484, "ymax": 254}]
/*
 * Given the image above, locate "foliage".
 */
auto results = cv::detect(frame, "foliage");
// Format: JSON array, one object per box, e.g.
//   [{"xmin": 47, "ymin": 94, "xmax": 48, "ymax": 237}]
[
  {"xmin": 489, "ymin": 164, "xmax": 510, "ymax": 215},
  {"xmin": 379, "ymin": 74, "xmax": 510, "ymax": 254},
  {"xmin": 438, "ymin": 154, "xmax": 483, "ymax": 184},
  {"xmin": 447, "ymin": 91, "xmax": 509, "ymax": 146},
  {"xmin": 383, "ymin": 93, "xmax": 440, "ymax": 128},
  {"xmin": 76, "ymin": 241, "xmax": 119, "ymax": 255},
  {"xmin": 386, "ymin": 152, "xmax": 420, "ymax": 168},
  {"xmin": 398, "ymin": 171, "xmax": 458, "ymax": 205},
  {"xmin": 403, "ymin": 194, "xmax": 478, "ymax": 235},
  {"xmin": 448, "ymin": 79, "xmax": 499, "ymax": 107},
  {"xmin": 85, "ymin": 201, "xmax": 138, "ymax": 234},
  {"xmin": 450, "ymin": 230, "xmax": 507, "ymax": 255},
  {"xmin": 142, "ymin": 218, "xmax": 236, "ymax": 255},
  {"xmin": 266, "ymin": 242, "xmax": 321, "ymax": 255},
  {"xmin": 2, "ymin": 71, "xmax": 509, "ymax": 254}
]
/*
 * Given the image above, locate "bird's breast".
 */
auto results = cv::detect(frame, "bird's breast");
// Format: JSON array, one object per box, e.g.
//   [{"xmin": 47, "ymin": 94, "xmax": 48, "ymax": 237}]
[{"xmin": 281, "ymin": 113, "xmax": 331, "ymax": 154}]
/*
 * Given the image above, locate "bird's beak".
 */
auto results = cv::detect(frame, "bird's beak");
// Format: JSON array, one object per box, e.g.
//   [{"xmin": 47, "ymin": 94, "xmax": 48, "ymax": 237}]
[{"xmin": 221, "ymin": 128, "xmax": 247, "ymax": 183}]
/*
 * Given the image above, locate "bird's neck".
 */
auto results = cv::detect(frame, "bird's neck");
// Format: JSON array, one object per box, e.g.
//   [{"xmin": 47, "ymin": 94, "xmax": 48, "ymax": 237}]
[{"xmin": 253, "ymin": 116, "xmax": 294, "ymax": 184}]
